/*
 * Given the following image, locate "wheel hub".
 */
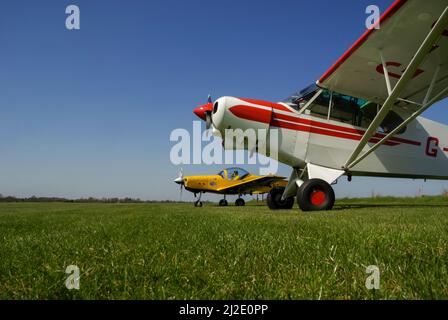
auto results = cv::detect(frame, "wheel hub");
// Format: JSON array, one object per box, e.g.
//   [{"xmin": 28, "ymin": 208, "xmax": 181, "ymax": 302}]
[{"xmin": 310, "ymin": 189, "xmax": 326, "ymax": 206}]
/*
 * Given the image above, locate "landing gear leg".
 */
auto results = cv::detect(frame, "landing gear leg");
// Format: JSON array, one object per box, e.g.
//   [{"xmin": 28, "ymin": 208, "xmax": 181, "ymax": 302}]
[{"xmin": 194, "ymin": 192, "xmax": 203, "ymax": 207}]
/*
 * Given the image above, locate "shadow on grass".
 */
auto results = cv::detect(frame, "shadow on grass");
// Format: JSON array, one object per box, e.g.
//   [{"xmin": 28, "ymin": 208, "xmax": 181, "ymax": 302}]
[
  {"xmin": 334, "ymin": 203, "xmax": 448, "ymax": 210},
  {"xmin": 190, "ymin": 201, "xmax": 448, "ymax": 210}
]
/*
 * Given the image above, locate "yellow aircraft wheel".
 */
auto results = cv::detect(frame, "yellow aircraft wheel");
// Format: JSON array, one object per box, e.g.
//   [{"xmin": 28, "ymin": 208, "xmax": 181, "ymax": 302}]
[
  {"xmin": 267, "ymin": 187, "xmax": 294, "ymax": 210},
  {"xmin": 194, "ymin": 201, "xmax": 203, "ymax": 207}
]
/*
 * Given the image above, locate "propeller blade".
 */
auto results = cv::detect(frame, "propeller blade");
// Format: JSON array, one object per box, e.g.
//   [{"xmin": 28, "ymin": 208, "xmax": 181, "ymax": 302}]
[
  {"xmin": 207, "ymin": 94, "xmax": 212, "ymax": 103},
  {"xmin": 179, "ymin": 184, "xmax": 183, "ymax": 201},
  {"xmin": 205, "ymin": 111, "xmax": 212, "ymax": 130},
  {"xmin": 175, "ymin": 167, "xmax": 184, "ymax": 201}
]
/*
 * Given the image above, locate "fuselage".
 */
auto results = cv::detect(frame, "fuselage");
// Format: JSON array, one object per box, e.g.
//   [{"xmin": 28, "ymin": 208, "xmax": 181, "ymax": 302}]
[
  {"xmin": 195, "ymin": 95, "xmax": 448, "ymax": 180},
  {"xmin": 178, "ymin": 171, "xmax": 287, "ymax": 195},
  {"xmin": 182, "ymin": 174, "xmax": 281, "ymax": 195}
]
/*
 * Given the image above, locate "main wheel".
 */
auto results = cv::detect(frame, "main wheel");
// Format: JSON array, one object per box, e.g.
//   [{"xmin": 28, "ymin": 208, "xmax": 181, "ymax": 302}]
[
  {"xmin": 267, "ymin": 187, "xmax": 294, "ymax": 210},
  {"xmin": 235, "ymin": 198, "xmax": 245, "ymax": 206},
  {"xmin": 194, "ymin": 201, "xmax": 203, "ymax": 207},
  {"xmin": 219, "ymin": 199, "xmax": 228, "ymax": 207},
  {"xmin": 297, "ymin": 179, "xmax": 335, "ymax": 211}
]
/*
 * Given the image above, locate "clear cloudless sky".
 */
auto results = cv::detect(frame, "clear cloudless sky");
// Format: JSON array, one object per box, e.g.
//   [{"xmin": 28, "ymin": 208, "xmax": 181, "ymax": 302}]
[{"xmin": 0, "ymin": 0, "xmax": 447, "ymax": 201}]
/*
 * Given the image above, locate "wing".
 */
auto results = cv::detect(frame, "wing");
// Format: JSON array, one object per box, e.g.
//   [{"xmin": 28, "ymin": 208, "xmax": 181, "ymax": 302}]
[
  {"xmin": 216, "ymin": 175, "xmax": 285, "ymax": 194},
  {"xmin": 317, "ymin": 0, "xmax": 448, "ymax": 113},
  {"xmin": 313, "ymin": 0, "xmax": 448, "ymax": 168}
]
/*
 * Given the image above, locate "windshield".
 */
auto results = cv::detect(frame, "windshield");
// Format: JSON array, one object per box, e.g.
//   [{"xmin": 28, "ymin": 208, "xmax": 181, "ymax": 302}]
[
  {"xmin": 218, "ymin": 167, "xmax": 249, "ymax": 180},
  {"xmin": 283, "ymin": 84, "xmax": 318, "ymax": 110},
  {"xmin": 283, "ymin": 83, "xmax": 370, "ymax": 111}
]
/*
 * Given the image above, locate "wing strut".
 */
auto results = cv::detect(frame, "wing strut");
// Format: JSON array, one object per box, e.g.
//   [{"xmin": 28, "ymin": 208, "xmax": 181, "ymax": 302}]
[
  {"xmin": 348, "ymin": 83, "xmax": 448, "ymax": 169},
  {"xmin": 380, "ymin": 51, "xmax": 393, "ymax": 95},
  {"xmin": 298, "ymin": 89, "xmax": 323, "ymax": 115},
  {"xmin": 344, "ymin": 6, "xmax": 448, "ymax": 170}
]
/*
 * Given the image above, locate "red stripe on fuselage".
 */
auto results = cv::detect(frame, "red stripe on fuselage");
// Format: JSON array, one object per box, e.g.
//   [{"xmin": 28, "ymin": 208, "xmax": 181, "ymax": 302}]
[
  {"xmin": 270, "ymin": 119, "xmax": 399, "ymax": 146},
  {"xmin": 229, "ymin": 104, "xmax": 420, "ymax": 147},
  {"xmin": 273, "ymin": 112, "xmax": 421, "ymax": 146},
  {"xmin": 229, "ymin": 105, "xmax": 272, "ymax": 123},
  {"xmin": 238, "ymin": 98, "xmax": 291, "ymax": 112}
]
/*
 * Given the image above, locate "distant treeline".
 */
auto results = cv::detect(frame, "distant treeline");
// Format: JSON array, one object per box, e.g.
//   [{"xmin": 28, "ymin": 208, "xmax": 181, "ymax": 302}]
[
  {"xmin": 0, "ymin": 192, "xmax": 446, "ymax": 203},
  {"xmin": 0, "ymin": 194, "xmax": 178, "ymax": 203}
]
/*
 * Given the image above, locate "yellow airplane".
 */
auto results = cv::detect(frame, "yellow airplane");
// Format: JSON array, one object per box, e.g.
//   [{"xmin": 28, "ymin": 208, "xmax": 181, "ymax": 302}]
[{"xmin": 174, "ymin": 167, "xmax": 289, "ymax": 207}]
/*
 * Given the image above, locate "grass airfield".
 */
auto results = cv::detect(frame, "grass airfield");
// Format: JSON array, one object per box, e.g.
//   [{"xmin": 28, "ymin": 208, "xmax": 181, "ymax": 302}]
[{"xmin": 0, "ymin": 197, "xmax": 447, "ymax": 300}]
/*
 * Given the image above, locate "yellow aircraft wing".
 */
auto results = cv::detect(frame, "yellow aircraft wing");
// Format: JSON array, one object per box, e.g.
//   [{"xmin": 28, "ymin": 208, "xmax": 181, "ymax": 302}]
[{"xmin": 215, "ymin": 175, "xmax": 286, "ymax": 194}]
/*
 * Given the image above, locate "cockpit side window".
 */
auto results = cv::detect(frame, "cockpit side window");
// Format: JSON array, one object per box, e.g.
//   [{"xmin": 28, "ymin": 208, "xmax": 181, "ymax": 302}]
[
  {"xmin": 284, "ymin": 85, "xmax": 407, "ymax": 133},
  {"xmin": 224, "ymin": 167, "xmax": 249, "ymax": 180},
  {"xmin": 309, "ymin": 90, "xmax": 332, "ymax": 119},
  {"xmin": 380, "ymin": 111, "xmax": 405, "ymax": 134},
  {"xmin": 354, "ymin": 103, "xmax": 406, "ymax": 134}
]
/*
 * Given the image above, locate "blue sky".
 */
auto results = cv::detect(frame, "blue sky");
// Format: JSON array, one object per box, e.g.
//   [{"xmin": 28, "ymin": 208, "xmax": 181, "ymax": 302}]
[{"xmin": 0, "ymin": 0, "xmax": 447, "ymax": 201}]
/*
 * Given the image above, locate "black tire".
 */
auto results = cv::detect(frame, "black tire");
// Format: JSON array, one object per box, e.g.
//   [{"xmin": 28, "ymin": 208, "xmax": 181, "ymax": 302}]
[
  {"xmin": 267, "ymin": 187, "xmax": 294, "ymax": 210},
  {"xmin": 194, "ymin": 201, "xmax": 203, "ymax": 207},
  {"xmin": 219, "ymin": 199, "xmax": 228, "ymax": 207},
  {"xmin": 235, "ymin": 198, "xmax": 245, "ymax": 206},
  {"xmin": 297, "ymin": 179, "xmax": 335, "ymax": 211}
]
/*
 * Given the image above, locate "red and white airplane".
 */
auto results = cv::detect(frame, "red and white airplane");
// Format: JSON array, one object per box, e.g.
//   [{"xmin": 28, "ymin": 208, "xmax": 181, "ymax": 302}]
[{"xmin": 193, "ymin": 0, "xmax": 448, "ymax": 211}]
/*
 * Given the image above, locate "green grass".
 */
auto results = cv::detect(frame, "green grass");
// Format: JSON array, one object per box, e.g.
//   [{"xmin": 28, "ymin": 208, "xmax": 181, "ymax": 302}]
[{"xmin": 0, "ymin": 198, "xmax": 447, "ymax": 300}]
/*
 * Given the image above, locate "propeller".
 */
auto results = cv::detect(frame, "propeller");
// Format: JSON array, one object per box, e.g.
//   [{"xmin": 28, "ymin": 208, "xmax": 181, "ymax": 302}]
[
  {"xmin": 174, "ymin": 168, "xmax": 184, "ymax": 201},
  {"xmin": 205, "ymin": 95, "xmax": 213, "ymax": 134},
  {"xmin": 205, "ymin": 112, "xmax": 212, "ymax": 130}
]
